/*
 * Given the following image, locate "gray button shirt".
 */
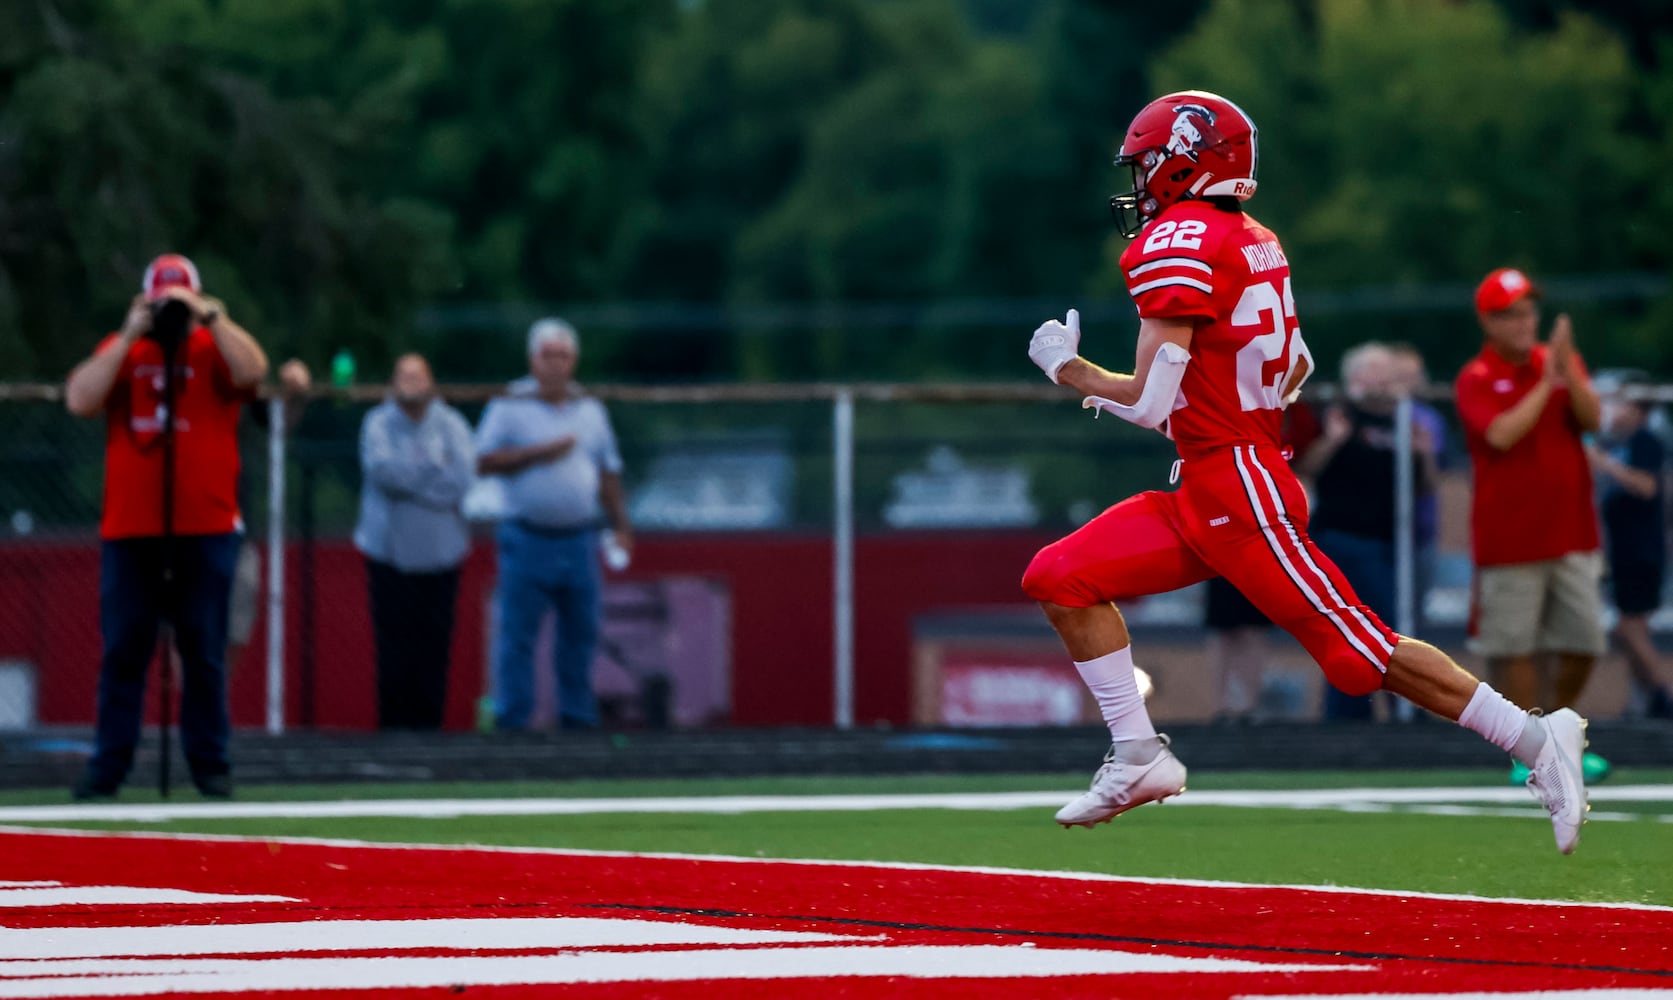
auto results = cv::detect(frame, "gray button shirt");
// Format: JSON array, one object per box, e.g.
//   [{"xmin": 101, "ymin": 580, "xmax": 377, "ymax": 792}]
[
  {"xmin": 354, "ymin": 398, "xmax": 475, "ymax": 572},
  {"xmin": 474, "ymin": 378, "xmax": 623, "ymax": 529}
]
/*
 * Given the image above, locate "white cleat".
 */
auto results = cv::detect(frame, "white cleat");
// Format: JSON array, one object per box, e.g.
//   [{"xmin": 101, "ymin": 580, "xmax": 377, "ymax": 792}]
[
  {"xmin": 1055, "ymin": 735, "xmax": 1187, "ymax": 828},
  {"xmin": 1525, "ymin": 708, "xmax": 1590, "ymax": 855}
]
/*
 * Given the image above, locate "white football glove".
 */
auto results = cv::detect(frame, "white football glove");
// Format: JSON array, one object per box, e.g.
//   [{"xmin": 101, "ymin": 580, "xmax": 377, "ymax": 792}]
[{"xmin": 1028, "ymin": 309, "xmax": 1081, "ymax": 384}]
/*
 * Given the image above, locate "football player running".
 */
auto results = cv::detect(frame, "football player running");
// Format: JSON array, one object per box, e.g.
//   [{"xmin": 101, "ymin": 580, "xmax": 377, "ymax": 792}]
[{"xmin": 1023, "ymin": 91, "xmax": 1590, "ymax": 853}]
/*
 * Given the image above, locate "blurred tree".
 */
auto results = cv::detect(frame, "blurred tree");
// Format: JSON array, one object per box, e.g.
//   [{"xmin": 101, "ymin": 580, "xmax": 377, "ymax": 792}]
[
  {"xmin": 1629, "ymin": 35, "xmax": 1673, "ymax": 371},
  {"xmin": 1494, "ymin": 0, "xmax": 1673, "ymax": 66},
  {"xmin": 623, "ymin": 0, "xmax": 1207, "ymax": 380},
  {"xmin": 1130, "ymin": 0, "xmax": 1653, "ymax": 377},
  {"xmin": 622, "ymin": 0, "xmax": 906, "ymax": 378},
  {"xmin": 2, "ymin": 0, "xmax": 1670, "ymax": 385},
  {"xmin": 0, "ymin": 0, "xmax": 455, "ymax": 378},
  {"xmin": 0, "ymin": 0, "xmax": 669, "ymax": 381}
]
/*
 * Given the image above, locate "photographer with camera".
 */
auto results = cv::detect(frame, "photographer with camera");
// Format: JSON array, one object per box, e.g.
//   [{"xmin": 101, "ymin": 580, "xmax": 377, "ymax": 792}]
[{"xmin": 64, "ymin": 253, "xmax": 268, "ymax": 800}]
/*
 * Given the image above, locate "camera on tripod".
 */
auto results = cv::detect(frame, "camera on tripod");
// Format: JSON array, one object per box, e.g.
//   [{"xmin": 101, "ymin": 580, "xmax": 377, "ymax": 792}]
[{"xmin": 147, "ymin": 297, "xmax": 195, "ymax": 351}]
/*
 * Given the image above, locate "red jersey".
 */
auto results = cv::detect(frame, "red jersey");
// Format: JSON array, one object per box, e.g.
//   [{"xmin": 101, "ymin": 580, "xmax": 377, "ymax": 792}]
[
  {"xmin": 1118, "ymin": 200, "xmax": 1315, "ymax": 462},
  {"xmin": 99, "ymin": 328, "xmax": 249, "ymax": 540},
  {"xmin": 1455, "ymin": 343, "xmax": 1600, "ymax": 566}
]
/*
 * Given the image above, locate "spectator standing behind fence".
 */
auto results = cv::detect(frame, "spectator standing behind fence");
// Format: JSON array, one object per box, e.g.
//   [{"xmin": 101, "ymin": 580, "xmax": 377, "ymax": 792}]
[
  {"xmin": 1455, "ymin": 269, "xmax": 1606, "ymax": 740},
  {"xmin": 475, "ymin": 319, "xmax": 633, "ymax": 731},
  {"xmin": 1590, "ymin": 375, "xmax": 1673, "ymax": 718},
  {"xmin": 1389, "ymin": 342, "xmax": 1448, "ymax": 613},
  {"xmin": 1202, "ymin": 401, "xmax": 1321, "ymax": 723},
  {"xmin": 201, "ymin": 359, "xmax": 312, "ymax": 675},
  {"xmin": 1203, "ymin": 578, "xmax": 1268, "ymax": 723},
  {"xmin": 354, "ymin": 354, "xmax": 475, "ymax": 730},
  {"xmin": 63, "ymin": 254, "xmax": 268, "ymax": 800},
  {"xmin": 166, "ymin": 358, "xmax": 310, "ymax": 697},
  {"xmin": 1297, "ymin": 343, "xmax": 1436, "ymax": 721}
]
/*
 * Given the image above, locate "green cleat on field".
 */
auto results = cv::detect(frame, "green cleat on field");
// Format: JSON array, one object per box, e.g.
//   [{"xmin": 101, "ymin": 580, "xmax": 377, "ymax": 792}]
[{"xmin": 1581, "ymin": 751, "xmax": 1611, "ymax": 784}]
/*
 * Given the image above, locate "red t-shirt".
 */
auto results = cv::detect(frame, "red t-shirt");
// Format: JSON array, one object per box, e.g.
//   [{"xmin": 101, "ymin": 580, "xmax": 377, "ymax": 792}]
[
  {"xmin": 1118, "ymin": 201, "xmax": 1315, "ymax": 461},
  {"xmin": 99, "ymin": 328, "xmax": 249, "ymax": 540},
  {"xmin": 1454, "ymin": 343, "xmax": 1600, "ymax": 567}
]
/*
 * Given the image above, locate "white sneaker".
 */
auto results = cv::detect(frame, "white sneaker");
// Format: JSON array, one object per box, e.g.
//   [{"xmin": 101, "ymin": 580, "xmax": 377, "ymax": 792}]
[
  {"xmin": 1055, "ymin": 735, "xmax": 1187, "ymax": 828},
  {"xmin": 1524, "ymin": 708, "xmax": 1590, "ymax": 855}
]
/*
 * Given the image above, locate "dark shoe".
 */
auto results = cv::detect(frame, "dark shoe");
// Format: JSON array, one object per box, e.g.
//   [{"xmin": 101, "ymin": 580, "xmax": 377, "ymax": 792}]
[
  {"xmin": 194, "ymin": 773, "xmax": 233, "ymax": 800},
  {"xmin": 1648, "ymin": 687, "xmax": 1673, "ymax": 719},
  {"xmin": 71, "ymin": 775, "xmax": 118, "ymax": 802}
]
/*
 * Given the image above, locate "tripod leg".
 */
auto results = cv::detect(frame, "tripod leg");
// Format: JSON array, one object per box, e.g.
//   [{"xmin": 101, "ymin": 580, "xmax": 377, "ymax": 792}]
[{"xmin": 158, "ymin": 624, "xmax": 173, "ymax": 798}]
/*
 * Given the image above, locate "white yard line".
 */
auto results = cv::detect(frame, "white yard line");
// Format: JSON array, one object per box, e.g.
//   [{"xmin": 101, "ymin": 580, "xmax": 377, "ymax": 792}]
[
  {"xmin": 0, "ymin": 785, "xmax": 1668, "ymax": 824},
  {"xmin": 7, "ymin": 825, "xmax": 1673, "ymax": 914},
  {"xmin": 0, "ymin": 949, "xmax": 1372, "ymax": 996}
]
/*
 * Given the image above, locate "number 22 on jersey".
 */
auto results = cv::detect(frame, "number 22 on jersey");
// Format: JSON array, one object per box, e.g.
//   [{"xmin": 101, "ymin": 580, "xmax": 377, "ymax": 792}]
[{"xmin": 1232, "ymin": 276, "xmax": 1313, "ymax": 412}]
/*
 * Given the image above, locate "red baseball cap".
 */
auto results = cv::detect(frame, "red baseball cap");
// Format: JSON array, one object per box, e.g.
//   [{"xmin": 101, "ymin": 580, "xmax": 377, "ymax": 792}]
[
  {"xmin": 1474, "ymin": 267, "xmax": 1540, "ymax": 314},
  {"xmin": 142, "ymin": 253, "xmax": 201, "ymax": 301}
]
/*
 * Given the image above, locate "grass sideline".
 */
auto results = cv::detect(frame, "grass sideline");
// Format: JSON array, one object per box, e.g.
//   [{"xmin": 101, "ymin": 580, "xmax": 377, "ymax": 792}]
[
  {"xmin": 8, "ymin": 768, "xmax": 1673, "ymax": 908},
  {"xmin": 9, "ymin": 766, "xmax": 1673, "ymax": 806}
]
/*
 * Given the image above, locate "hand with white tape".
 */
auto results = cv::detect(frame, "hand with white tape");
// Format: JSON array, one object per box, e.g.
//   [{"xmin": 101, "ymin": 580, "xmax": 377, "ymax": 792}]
[{"xmin": 1028, "ymin": 309, "xmax": 1081, "ymax": 384}]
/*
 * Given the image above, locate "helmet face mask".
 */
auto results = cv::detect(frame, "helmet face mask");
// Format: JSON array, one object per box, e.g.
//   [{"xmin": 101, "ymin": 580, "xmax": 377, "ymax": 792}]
[
  {"xmin": 1109, "ymin": 91, "xmax": 1258, "ymax": 238},
  {"xmin": 1109, "ymin": 151, "xmax": 1158, "ymax": 239}
]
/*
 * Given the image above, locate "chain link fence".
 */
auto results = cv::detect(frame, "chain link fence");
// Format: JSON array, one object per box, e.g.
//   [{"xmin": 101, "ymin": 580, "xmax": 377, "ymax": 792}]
[{"xmin": 2, "ymin": 377, "xmax": 1668, "ymax": 739}]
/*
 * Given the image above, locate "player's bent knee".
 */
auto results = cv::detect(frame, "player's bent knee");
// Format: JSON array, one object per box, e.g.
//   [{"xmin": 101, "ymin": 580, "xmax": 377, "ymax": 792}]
[
  {"xmin": 1322, "ymin": 655, "xmax": 1385, "ymax": 697},
  {"xmin": 1021, "ymin": 545, "xmax": 1098, "ymax": 607}
]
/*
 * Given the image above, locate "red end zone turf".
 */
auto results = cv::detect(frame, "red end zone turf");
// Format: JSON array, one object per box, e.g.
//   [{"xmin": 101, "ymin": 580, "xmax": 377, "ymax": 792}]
[{"xmin": 0, "ymin": 828, "xmax": 1668, "ymax": 998}]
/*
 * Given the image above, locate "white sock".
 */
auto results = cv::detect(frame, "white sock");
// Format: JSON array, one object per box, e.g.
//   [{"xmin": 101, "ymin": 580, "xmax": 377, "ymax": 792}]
[
  {"xmin": 1075, "ymin": 647, "xmax": 1157, "ymax": 743},
  {"xmin": 1458, "ymin": 682, "xmax": 1544, "ymax": 765}
]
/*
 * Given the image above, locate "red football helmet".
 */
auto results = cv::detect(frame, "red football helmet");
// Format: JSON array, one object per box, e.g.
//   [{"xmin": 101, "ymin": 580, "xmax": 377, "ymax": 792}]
[{"xmin": 1110, "ymin": 91, "xmax": 1259, "ymax": 238}]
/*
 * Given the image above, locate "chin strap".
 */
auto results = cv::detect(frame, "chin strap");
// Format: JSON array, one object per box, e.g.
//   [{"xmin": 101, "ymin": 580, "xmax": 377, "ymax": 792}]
[{"xmin": 1081, "ymin": 342, "xmax": 1191, "ymax": 430}]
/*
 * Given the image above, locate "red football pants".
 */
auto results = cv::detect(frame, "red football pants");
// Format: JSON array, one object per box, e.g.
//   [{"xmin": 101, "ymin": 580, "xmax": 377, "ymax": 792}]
[{"xmin": 1022, "ymin": 444, "xmax": 1396, "ymax": 695}]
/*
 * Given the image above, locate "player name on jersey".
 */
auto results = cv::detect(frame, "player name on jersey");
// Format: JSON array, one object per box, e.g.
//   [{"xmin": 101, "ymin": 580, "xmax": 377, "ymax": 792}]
[{"xmin": 1240, "ymin": 240, "xmax": 1288, "ymax": 274}]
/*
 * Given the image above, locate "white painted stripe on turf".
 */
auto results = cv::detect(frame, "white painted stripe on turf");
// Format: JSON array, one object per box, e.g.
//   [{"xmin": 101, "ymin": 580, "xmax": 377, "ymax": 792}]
[
  {"xmin": 0, "ymin": 949, "xmax": 1371, "ymax": 996},
  {"xmin": 1321, "ymin": 803, "xmax": 1648, "ymax": 824},
  {"xmin": 0, "ymin": 792, "xmax": 1080, "ymax": 822},
  {"xmin": 0, "ymin": 887, "xmax": 293, "ymax": 908},
  {"xmin": 6, "ymin": 825, "xmax": 1672, "ymax": 915},
  {"xmin": 0, "ymin": 918, "xmax": 860, "ymax": 960},
  {"xmin": 1395, "ymin": 804, "xmax": 1647, "ymax": 822},
  {"xmin": 0, "ymin": 784, "xmax": 1668, "ymax": 823}
]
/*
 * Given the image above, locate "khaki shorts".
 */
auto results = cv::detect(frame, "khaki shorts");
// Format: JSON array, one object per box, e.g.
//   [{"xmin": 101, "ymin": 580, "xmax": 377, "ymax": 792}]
[
  {"xmin": 1469, "ymin": 551, "xmax": 1607, "ymax": 657},
  {"xmin": 228, "ymin": 540, "xmax": 262, "ymax": 647}
]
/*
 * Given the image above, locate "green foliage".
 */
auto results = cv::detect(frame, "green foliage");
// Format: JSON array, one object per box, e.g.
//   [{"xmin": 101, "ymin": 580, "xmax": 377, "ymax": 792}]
[
  {"xmin": 1151, "ymin": 0, "xmax": 1659, "ymax": 375},
  {"xmin": 2, "ymin": 0, "xmax": 1671, "ymax": 383},
  {"xmin": 0, "ymin": 0, "xmax": 666, "ymax": 379}
]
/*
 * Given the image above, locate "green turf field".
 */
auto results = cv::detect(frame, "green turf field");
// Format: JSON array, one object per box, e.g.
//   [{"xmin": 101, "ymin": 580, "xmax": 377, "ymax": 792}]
[
  {"xmin": 8, "ymin": 768, "xmax": 1672, "ymax": 908},
  {"xmin": 9, "ymin": 766, "xmax": 1671, "ymax": 805}
]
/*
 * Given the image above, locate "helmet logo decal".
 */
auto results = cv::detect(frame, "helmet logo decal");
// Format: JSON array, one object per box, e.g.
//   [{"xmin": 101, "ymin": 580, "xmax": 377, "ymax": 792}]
[{"xmin": 1165, "ymin": 103, "xmax": 1220, "ymax": 161}]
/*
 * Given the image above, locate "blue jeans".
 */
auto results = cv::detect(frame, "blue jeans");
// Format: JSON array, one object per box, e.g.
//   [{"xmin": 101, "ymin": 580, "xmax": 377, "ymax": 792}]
[
  {"xmin": 86, "ymin": 532, "xmax": 240, "ymax": 789},
  {"xmin": 493, "ymin": 522, "xmax": 602, "ymax": 730},
  {"xmin": 1312, "ymin": 529, "xmax": 1396, "ymax": 722}
]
